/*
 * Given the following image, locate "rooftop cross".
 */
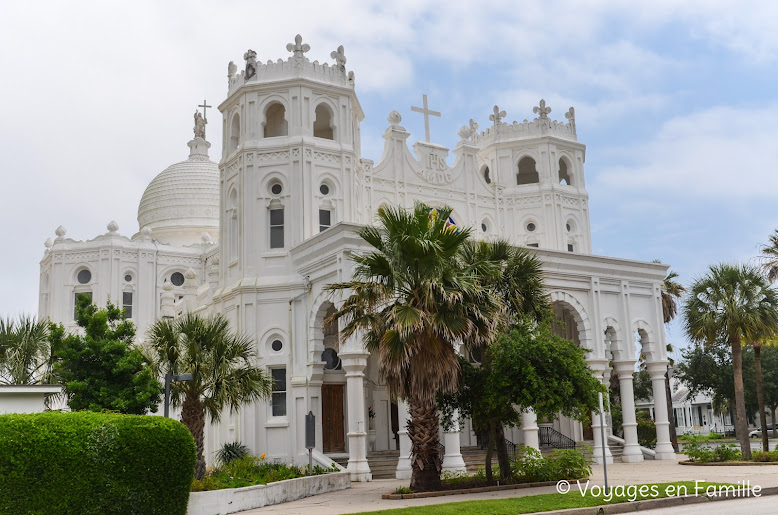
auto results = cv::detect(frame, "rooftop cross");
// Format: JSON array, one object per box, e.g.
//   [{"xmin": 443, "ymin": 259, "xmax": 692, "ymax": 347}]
[
  {"xmin": 410, "ymin": 94, "xmax": 441, "ymax": 142},
  {"xmin": 287, "ymin": 34, "xmax": 310, "ymax": 58},
  {"xmin": 489, "ymin": 105, "xmax": 506, "ymax": 127},
  {"xmin": 330, "ymin": 45, "xmax": 346, "ymax": 72},
  {"xmin": 533, "ymin": 99, "xmax": 552, "ymax": 119},
  {"xmin": 198, "ymin": 99, "xmax": 212, "ymax": 123}
]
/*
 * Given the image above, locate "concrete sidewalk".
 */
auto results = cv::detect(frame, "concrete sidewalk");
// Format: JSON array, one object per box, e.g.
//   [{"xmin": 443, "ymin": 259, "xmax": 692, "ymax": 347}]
[{"xmin": 241, "ymin": 459, "xmax": 778, "ymax": 514}]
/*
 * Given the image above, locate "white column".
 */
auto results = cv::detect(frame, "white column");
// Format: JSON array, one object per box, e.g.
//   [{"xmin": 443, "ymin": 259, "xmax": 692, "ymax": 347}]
[
  {"xmin": 589, "ymin": 362, "xmax": 613, "ymax": 464},
  {"xmin": 613, "ymin": 361, "xmax": 643, "ymax": 462},
  {"xmin": 648, "ymin": 361, "xmax": 677, "ymax": 460},
  {"xmin": 441, "ymin": 410, "xmax": 466, "ymax": 473},
  {"xmin": 340, "ymin": 351, "xmax": 372, "ymax": 481},
  {"xmin": 521, "ymin": 410, "xmax": 540, "ymax": 450},
  {"xmin": 395, "ymin": 398, "xmax": 412, "ymax": 479}
]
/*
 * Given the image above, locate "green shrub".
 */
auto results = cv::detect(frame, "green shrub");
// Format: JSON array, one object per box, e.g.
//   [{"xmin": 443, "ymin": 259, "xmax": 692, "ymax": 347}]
[
  {"xmin": 194, "ymin": 455, "xmax": 339, "ymax": 491},
  {"xmin": 713, "ymin": 444, "xmax": 741, "ymax": 462},
  {"xmin": 752, "ymin": 450, "xmax": 778, "ymax": 462},
  {"xmin": 707, "ymin": 432, "xmax": 724, "ymax": 440},
  {"xmin": 215, "ymin": 440, "xmax": 251, "ymax": 466},
  {"xmin": 0, "ymin": 411, "xmax": 195, "ymax": 515},
  {"xmin": 511, "ymin": 446, "xmax": 590, "ymax": 483},
  {"xmin": 636, "ymin": 411, "xmax": 657, "ymax": 449},
  {"xmin": 683, "ymin": 436, "xmax": 715, "ymax": 462}
]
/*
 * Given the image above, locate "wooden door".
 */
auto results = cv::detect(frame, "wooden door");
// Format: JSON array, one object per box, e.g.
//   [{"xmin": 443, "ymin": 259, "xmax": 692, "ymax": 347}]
[{"xmin": 322, "ymin": 385, "xmax": 345, "ymax": 453}]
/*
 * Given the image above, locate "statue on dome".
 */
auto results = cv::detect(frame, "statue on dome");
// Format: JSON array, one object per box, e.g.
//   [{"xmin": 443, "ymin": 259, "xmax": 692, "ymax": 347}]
[{"xmin": 194, "ymin": 110, "xmax": 206, "ymax": 139}]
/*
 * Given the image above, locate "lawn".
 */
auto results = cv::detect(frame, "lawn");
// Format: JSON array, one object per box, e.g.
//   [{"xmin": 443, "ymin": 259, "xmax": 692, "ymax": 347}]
[{"xmin": 356, "ymin": 482, "xmax": 734, "ymax": 515}]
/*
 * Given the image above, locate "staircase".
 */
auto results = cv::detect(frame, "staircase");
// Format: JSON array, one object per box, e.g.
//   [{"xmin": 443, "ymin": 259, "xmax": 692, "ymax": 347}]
[{"xmin": 581, "ymin": 440, "xmax": 623, "ymax": 462}]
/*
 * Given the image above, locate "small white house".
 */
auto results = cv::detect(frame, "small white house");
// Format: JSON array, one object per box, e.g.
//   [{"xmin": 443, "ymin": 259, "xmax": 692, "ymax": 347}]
[{"xmin": 0, "ymin": 385, "xmax": 62, "ymax": 414}]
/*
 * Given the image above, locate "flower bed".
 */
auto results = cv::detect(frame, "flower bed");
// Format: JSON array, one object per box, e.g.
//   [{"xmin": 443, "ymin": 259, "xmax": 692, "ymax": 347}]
[
  {"xmin": 188, "ymin": 470, "xmax": 350, "ymax": 514},
  {"xmin": 191, "ymin": 455, "xmax": 339, "ymax": 491}
]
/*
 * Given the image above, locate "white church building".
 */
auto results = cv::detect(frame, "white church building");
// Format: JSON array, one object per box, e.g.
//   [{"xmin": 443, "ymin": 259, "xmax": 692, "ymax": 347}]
[{"xmin": 38, "ymin": 35, "xmax": 676, "ymax": 481}]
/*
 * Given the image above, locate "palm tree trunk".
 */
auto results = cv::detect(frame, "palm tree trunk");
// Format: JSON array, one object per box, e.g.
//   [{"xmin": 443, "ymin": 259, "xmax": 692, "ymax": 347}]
[
  {"xmin": 754, "ymin": 343, "xmax": 770, "ymax": 453},
  {"xmin": 665, "ymin": 372, "xmax": 678, "ymax": 452},
  {"xmin": 731, "ymin": 337, "xmax": 752, "ymax": 460},
  {"xmin": 181, "ymin": 393, "xmax": 206, "ymax": 480},
  {"xmin": 495, "ymin": 421, "xmax": 511, "ymax": 481},
  {"xmin": 407, "ymin": 398, "xmax": 442, "ymax": 492}
]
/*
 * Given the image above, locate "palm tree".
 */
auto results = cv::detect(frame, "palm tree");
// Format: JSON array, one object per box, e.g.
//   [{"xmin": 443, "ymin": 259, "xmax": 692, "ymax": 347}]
[
  {"xmin": 683, "ymin": 264, "xmax": 778, "ymax": 460},
  {"xmin": 654, "ymin": 262, "xmax": 686, "ymax": 452},
  {"xmin": 460, "ymin": 240, "xmax": 547, "ymax": 479},
  {"xmin": 759, "ymin": 229, "xmax": 778, "ymax": 282},
  {"xmin": 147, "ymin": 313, "xmax": 273, "ymax": 479},
  {"xmin": 0, "ymin": 316, "xmax": 53, "ymax": 385},
  {"xmin": 327, "ymin": 204, "xmax": 503, "ymax": 491}
]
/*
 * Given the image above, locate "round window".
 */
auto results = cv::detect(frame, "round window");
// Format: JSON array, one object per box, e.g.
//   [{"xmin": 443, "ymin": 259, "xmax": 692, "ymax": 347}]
[
  {"xmin": 271, "ymin": 183, "xmax": 283, "ymax": 195},
  {"xmin": 271, "ymin": 339, "xmax": 283, "ymax": 352},
  {"xmin": 320, "ymin": 184, "xmax": 330, "ymax": 195},
  {"xmin": 170, "ymin": 272, "xmax": 185, "ymax": 287},
  {"xmin": 527, "ymin": 222, "xmax": 536, "ymax": 232},
  {"xmin": 566, "ymin": 223, "xmax": 571, "ymax": 232},
  {"xmin": 77, "ymin": 269, "xmax": 91, "ymax": 284},
  {"xmin": 322, "ymin": 348, "xmax": 342, "ymax": 370},
  {"xmin": 124, "ymin": 274, "xmax": 132, "ymax": 283},
  {"xmin": 481, "ymin": 223, "xmax": 487, "ymax": 232}
]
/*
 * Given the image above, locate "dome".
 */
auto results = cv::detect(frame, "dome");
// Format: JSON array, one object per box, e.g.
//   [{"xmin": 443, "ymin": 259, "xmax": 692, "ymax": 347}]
[{"xmin": 137, "ymin": 138, "xmax": 220, "ymax": 246}]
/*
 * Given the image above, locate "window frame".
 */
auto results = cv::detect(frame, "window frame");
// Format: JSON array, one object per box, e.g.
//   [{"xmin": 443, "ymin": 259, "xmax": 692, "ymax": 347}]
[
  {"xmin": 270, "ymin": 208, "xmax": 285, "ymax": 249},
  {"xmin": 270, "ymin": 367, "xmax": 287, "ymax": 417}
]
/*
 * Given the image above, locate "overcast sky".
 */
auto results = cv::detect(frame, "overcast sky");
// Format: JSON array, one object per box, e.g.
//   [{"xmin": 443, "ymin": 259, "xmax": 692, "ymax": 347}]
[{"xmin": 2, "ymin": 1, "xmax": 777, "ymax": 353}]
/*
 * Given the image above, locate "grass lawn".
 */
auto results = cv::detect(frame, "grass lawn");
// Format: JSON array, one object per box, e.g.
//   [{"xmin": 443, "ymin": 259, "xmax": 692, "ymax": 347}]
[{"xmin": 356, "ymin": 482, "xmax": 734, "ymax": 515}]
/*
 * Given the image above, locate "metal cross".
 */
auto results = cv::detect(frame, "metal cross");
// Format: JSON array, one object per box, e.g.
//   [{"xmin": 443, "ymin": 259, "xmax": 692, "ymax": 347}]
[
  {"xmin": 489, "ymin": 105, "xmax": 506, "ymax": 127},
  {"xmin": 286, "ymin": 34, "xmax": 310, "ymax": 58},
  {"xmin": 198, "ymin": 99, "xmax": 212, "ymax": 123},
  {"xmin": 411, "ymin": 94, "xmax": 441, "ymax": 142},
  {"xmin": 533, "ymin": 99, "xmax": 552, "ymax": 119}
]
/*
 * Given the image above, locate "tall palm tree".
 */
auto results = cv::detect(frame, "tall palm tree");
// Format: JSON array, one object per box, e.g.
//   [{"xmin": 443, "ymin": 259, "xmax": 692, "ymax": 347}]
[
  {"xmin": 759, "ymin": 229, "xmax": 778, "ymax": 282},
  {"xmin": 654, "ymin": 261, "xmax": 686, "ymax": 452},
  {"xmin": 460, "ymin": 239, "xmax": 547, "ymax": 478},
  {"xmin": 0, "ymin": 316, "xmax": 52, "ymax": 385},
  {"xmin": 683, "ymin": 264, "xmax": 778, "ymax": 460},
  {"xmin": 147, "ymin": 313, "xmax": 273, "ymax": 479},
  {"xmin": 327, "ymin": 204, "xmax": 503, "ymax": 492}
]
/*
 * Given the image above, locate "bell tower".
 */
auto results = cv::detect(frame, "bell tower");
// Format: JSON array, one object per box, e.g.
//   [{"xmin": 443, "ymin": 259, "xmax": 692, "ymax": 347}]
[
  {"xmin": 474, "ymin": 100, "xmax": 591, "ymax": 253},
  {"xmin": 217, "ymin": 35, "xmax": 365, "ymax": 283}
]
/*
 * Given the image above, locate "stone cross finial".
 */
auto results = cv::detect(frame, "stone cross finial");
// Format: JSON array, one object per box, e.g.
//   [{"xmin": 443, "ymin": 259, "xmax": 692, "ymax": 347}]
[
  {"xmin": 469, "ymin": 118, "xmax": 479, "ymax": 135},
  {"xmin": 533, "ymin": 99, "xmax": 552, "ymax": 119},
  {"xmin": 565, "ymin": 106, "xmax": 576, "ymax": 131},
  {"xmin": 330, "ymin": 45, "xmax": 346, "ymax": 72},
  {"xmin": 287, "ymin": 34, "xmax": 310, "ymax": 58},
  {"xmin": 489, "ymin": 106, "xmax": 506, "ymax": 127},
  {"xmin": 411, "ymin": 94, "xmax": 441, "ymax": 142}
]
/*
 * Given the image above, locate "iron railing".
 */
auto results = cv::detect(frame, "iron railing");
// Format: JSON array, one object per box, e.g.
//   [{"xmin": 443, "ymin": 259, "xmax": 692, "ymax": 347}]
[{"xmin": 539, "ymin": 426, "xmax": 576, "ymax": 449}]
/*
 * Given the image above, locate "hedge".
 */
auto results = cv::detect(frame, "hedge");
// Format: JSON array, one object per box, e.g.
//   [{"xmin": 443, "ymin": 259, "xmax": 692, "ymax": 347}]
[{"xmin": 0, "ymin": 411, "xmax": 196, "ymax": 515}]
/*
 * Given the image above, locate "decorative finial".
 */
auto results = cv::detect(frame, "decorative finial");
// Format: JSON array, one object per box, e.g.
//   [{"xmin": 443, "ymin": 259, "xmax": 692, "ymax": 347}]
[
  {"xmin": 107, "ymin": 221, "xmax": 119, "ymax": 233},
  {"xmin": 44, "ymin": 237, "xmax": 53, "ymax": 249},
  {"xmin": 533, "ymin": 99, "xmax": 551, "ymax": 119},
  {"xmin": 469, "ymin": 118, "xmax": 479, "ymax": 135},
  {"xmin": 228, "ymin": 61, "xmax": 237, "ymax": 80},
  {"xmin": 489, "ymin": 106, "xmax": 506, "ymax": 127},
  {"xmin": 243, "ymin": 49, "xmax": 257, "ymax": 81},
  {"xmin": 201, "ymin": 232, "xmax": 213, "ymax": 244},
  {"xmin": 141, "ymin": 226, "xmax": 152, "ymax": 239},
  {"xmin": 458, "ymin": 126, "xmax": 471, "ymax": 141},
  {"xmin": 184, "ymin": 268, "xmax": 197, "ymax": 280},
  {"xmin": 330, "ymin": 45, "xmax": 346, "ymax": 73},
  {"xmin": 387, "ymin": 110, "xmax": 402, "ymax": 126},
  {"xmin": 348, "ymin": 71, "xmax": 355, "ymax": 86},
  {"xmin": 410, "ymin": 94, "xmax": 441, "ymax": 142},
  {"xmin": 286, "ymin": 34, "xmax": 310, "ymax": 58},
  {"xmin": 565, "ymin": 106, "xmax": 576, "ymax": 132},
  {"xmin": 162, "ymin": 280, "xmax": 174, "ymax": 292},
  {"xmin": 55, "ymin": 225, "xmax": 66, "ymax": 238}
]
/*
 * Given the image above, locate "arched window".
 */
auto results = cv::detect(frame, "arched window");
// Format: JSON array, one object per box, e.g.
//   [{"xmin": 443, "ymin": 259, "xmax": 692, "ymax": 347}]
[
  {"xmin": 482, "ymin": 165, "xmax": 491, "ymax": 184},
  {"xmin": 558, "ymin": 157, "xmax": 572, "ymax": 185},
  {"xmin": 313, "ymin": 103, "xmax": 335, "ymax": 140},
  {"xmin": 264, "ymin": 103, "xmax": 288, "ymax": 138},
  {"xmin": 517, "ymin": 157, "xmax": 539, "ymax": 185},
  {"xmin": 229, "ymin": 113, "xmax": 240, "ymax": 153}
]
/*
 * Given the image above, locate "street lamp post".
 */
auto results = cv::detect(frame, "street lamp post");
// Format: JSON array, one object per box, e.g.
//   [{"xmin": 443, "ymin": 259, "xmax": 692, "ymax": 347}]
[{"xmin": 164, "ymin": 372, "xmax": 193, "ymax": 418}]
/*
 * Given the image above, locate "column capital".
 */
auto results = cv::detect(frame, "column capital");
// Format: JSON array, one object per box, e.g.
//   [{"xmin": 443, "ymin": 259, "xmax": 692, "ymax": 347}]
[
  {"xmin": 646, "ymin": 360, "xmax": 669, "ymax": 378},
  {"xmin": 340, "ymin": 350, "xmax": 370, "ymax": 373},
  {"xmin": 612, "ymin": 360, "xmax": 637, "ymax": 376},
  {"xmin": 587, "ymin": 359, "xmax": 610, "ymax": 375}
]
